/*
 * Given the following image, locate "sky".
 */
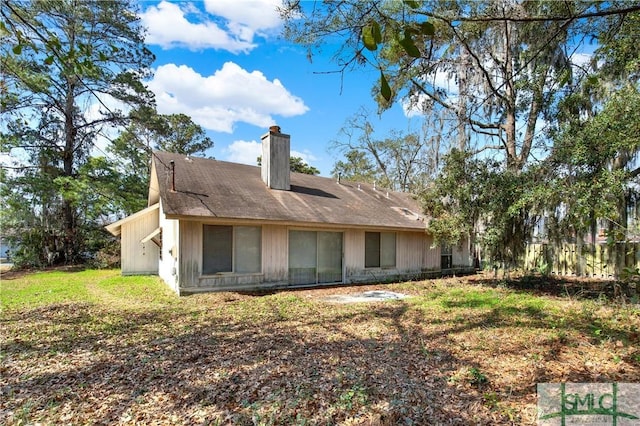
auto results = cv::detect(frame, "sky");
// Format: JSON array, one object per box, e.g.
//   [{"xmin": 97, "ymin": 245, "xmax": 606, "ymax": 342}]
[{"xmin": 138, "ymin": 0, "xmax": 416, "ymax": 176}]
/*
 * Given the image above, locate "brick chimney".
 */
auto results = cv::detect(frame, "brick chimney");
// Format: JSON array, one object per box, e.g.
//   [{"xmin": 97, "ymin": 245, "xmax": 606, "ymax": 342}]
[{"xmin": 261, "ymin": 125, "xmax": 290, "ymax": 190}]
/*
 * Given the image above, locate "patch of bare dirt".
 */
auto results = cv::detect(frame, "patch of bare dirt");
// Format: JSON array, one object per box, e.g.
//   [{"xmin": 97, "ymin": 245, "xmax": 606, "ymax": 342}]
[{"xmin": 1, "ymin": 275, "xmax": 639, "ymax": 425}]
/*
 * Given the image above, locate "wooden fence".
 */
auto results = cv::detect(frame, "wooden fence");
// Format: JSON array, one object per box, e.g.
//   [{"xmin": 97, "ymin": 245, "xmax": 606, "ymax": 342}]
[{"xmin": 523, "ymin": 243, "xmax": 640, "ymax": 279}]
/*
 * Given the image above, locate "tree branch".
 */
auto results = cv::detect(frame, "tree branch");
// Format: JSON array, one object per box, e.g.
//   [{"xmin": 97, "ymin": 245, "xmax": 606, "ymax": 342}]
[
  {"xmin": 446, "ymin": 22, "xmax": 509, "ymax": 105},
  {"xmin": 471, "ymin": 144, "xmax": 505, "ymax": 156},
  {"xmin": 415, "ymin": 5, "xmax": 640, "ymax": 23}
]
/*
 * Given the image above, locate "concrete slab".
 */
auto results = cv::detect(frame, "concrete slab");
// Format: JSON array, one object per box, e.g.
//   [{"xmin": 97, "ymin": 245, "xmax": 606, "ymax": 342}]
[{"xmin": 321, "ymin": 290, "xmax": 409, "ymax": 304}]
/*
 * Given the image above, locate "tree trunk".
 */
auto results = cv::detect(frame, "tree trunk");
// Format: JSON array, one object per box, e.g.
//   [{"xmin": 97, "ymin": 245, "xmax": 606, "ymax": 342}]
[
  {"xmin": 457, "ymin": 46, "xmax": 470, "ymax": 150},
  {"xmin": 63, "ymin": 84, "xmax": 77, "ymax": 263},
  {"xmin": 502, "ymin": 20, "xmax": 519, "ymax": 172}
]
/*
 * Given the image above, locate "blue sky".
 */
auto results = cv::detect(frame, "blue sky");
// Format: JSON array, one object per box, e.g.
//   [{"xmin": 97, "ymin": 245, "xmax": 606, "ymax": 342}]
[{"xmin": 138, "ymin": 0, "xmax": 416, "ymax": 176}]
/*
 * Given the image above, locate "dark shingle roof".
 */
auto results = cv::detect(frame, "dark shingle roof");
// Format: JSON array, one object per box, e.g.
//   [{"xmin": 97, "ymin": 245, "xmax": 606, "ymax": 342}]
[{"xmin": 153, "ymin": 151, "xmax": 427, "ymax": 231}]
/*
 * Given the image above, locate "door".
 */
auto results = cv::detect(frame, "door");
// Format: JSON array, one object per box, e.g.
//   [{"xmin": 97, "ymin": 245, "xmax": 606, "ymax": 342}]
[{"xmin": 289, "ymin": 230, "xmax": 343, "ymax": 285}]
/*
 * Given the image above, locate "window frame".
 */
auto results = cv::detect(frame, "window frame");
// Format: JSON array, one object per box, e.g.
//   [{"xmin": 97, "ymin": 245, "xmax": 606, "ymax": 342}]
[
  {"xmin": 364, "ymin": 231, "xmax": 396, "ymax": 268},
  {"xmin": 202, "ymin": 224, "xmax": 262, "ymax": 275}
]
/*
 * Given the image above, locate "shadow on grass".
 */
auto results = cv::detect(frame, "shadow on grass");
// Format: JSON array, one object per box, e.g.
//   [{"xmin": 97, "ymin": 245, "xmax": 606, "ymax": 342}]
[
  {"xmin": 3, "ymin": 282, "xmax": 639, "ymax": 425},
  {"xmin": 1, "ymin": 300, "xmax": 518, "ymax": 425},
  {"xmin": 473, "ymin": 274, "xmax": 627, "ymax": 301}
]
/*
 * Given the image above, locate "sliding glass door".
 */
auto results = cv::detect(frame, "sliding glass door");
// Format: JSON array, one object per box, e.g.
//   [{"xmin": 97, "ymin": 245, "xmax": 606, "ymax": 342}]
[{"xmin": 289, "ymin": 230, "xmax": 343, "ymax": 285}]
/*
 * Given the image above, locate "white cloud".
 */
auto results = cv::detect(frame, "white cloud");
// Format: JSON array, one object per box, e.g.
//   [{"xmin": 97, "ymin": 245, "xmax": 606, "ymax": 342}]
[
  {"xmin": 291, "ymin": 149, "xmax": 317, "ymax": 165},
  {"xmin": 140, "ymin": 1, "xmax": 256, "ymax": 53},
  {"xmin": 571, "ymin": 52, "xmax": 592, "ymax": 68},
  {"xmin": 224, "ymin": 140, "xmax": 317, "ymax": 166},
  {"xmin": 140, "ymin": 0, "xmax": 284, "ymax": 53},
  {"xmin": 84, "ymin": 93, "xmax": 129, "ymax": 123},
  {"xmin": 147, "ymin": 62, "xmax": 309, "ymax": 133},
  {"xmin": 204, "ymin": 0, "xmax": 283, "ymax": 39},
  {"xmin": 402, "ymin": 94, "xmax": 430, "ymax": 118},
  {"xmin": 225, "ymin": 140, "xmax": 262, "ymax": 165}
]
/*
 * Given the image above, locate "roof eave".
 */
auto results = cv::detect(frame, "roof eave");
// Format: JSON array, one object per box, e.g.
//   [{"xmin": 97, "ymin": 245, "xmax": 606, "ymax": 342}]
[
  {"xmin": 162, "ymin": 213, "xmax": 427, "ymax": 232},
  {"xmin": 105, "ymin": 203, "xmax": 160, "ymax": 237}
]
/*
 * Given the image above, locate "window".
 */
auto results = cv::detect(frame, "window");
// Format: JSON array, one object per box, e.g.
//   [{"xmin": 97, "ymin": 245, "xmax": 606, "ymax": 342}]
[
  {"xmin": 441, "ymin": 244, "xmax": 453, "ymax": 269},
  {"xmin": 203, "ymin": 225, "xmax": 261, "ymax": 274},
  {"xmin": 365, "ymin": 232, "xmax": 396, "ymax": 268}
]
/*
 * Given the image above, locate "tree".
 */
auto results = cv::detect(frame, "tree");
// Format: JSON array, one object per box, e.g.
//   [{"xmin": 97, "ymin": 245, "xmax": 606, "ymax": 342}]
[
  {"xmin": 283, "ymin": 0, "xmax": 640, "ymax": 266},
  {"xmin": 331, "ymin": 150, "xmax": 377, "ymax": 184},
  {"xmin": 0, "ymin": 0, "xmax": 154, "ymax": 265},
  {"xmin": 539, "ymin": 85, "xmax": 640, "ymax": 243},
  {"xmin": 330, "ymin": 108, "xmax": 439, "ymax": 192},
  {"xmin": 110, "ymin": 108, "xmax": 214, "ymax": 214},
  {"xmin": 289, "ymin": 156, "xmax": 320, "ymax": 175},
  {"xmin": 256, "ymin": 156, "xmax": 320, "ymax": 175},
  {"xmin": 422, "ymin": 149, "xmax": 541, "ymax": 271},
  {"xmin": 282, "ymin": 0, "xmax": 626, "ymax": 171},
  {"xmin": 536, "ymin": 10, "xmax": 640, "ymax": 243},
  {"xmin": 154, "ymin": 113, "xmax": 214, "ymax": 156}
]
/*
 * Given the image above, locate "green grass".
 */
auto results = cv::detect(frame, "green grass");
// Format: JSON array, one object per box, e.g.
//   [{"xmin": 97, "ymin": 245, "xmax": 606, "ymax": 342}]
[
  {"xmin": 1, "ymin": 269, "xmax": 177, "ymax": 310},
  {"xmin": 1, "ymin": 270, "xmax": 639, "ymax": 425}
]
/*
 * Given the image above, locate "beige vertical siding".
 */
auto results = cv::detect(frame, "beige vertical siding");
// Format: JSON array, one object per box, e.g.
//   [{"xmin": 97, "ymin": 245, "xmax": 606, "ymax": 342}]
[
  {"xmin": 344, "ymin": 229, "xmax": 365, "ymax": 281},
  {"xmin": 179, "ymin": 220, "xmax": 201, "ymax": 290},
  {"xmin": 453, "ymin": 240, "xmax": 471, "ymax": 267},
  {"xmin": 423, "ymin": 234, "xmax": 441, "ymax": 269},
  {"xmin": 262, "ymin": 224, "xmax": 288, "ymax": 283},
  {"xmin": 344, "ymin": 229, "xmax": 444, "ymax": 283},
  {"xmin": 397, "ymin": 231, "xmax": 426, "ymax": 270},
  {"xmin": 177, "ymin": 222, "xmax": 289, "ymax": 291},
  {"xmin": 169, "ymin": 220, "xmax": 470, "ymax": 292},
  {"xmin": 121, "ymin": 208, "xmax": 159, "ymax": 275}
]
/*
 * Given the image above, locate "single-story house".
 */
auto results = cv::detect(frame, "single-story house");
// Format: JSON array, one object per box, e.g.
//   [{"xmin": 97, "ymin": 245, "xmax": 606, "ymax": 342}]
[{"xmin": 107, "ymin": 127, "xmax": 473, "ymax": 295}]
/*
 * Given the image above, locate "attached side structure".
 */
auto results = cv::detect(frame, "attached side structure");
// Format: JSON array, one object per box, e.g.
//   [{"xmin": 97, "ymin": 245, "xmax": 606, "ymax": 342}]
[{"xmin": 106, "ymin": 203, "xmax": 160, "ymax": 275}]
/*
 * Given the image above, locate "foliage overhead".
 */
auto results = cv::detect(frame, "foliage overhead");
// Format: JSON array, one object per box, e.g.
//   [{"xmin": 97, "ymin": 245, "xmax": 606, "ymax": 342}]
[
  {"xmin": 288, "ymin": 0, "xmax": 640, "ymax": 265},
  {"xmin": 0, "ymin": 0, "xmax": 155, "ymax": 266},
  {"xmin": 538, "ymin": 85, "xmax": 640, "ymax": 243},
  {"xmin": 281, "ymin": 0, "xmax": 640, "ymax": 171},
  {"xmin": 109, "ymin": 108, "xmax": 214, "ymax": 214}
]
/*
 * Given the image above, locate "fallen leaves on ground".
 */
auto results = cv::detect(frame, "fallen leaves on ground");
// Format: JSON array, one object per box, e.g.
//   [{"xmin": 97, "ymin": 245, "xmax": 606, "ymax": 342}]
[{"xmin": 1, "ymin": 274, "xmax": 639, "ymax": 425}]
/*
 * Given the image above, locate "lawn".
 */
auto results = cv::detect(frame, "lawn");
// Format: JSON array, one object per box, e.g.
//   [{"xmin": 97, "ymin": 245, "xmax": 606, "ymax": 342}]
[{"xmin": 1, "ymin": 269, "xmax": 639, "ymax": 425}]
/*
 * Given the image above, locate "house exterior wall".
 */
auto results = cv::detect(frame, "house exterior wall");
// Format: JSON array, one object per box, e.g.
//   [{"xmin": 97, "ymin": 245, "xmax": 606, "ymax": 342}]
[
  {"xmin": 176, "ymin": 219, "xmax": 198, "ymax": 291},
  {"xmin": 344, "ymin": 229, "xmax": 365, "ymax": 281},
  {"xmin": 262, "ymin": 224, "xmax": 288, "ymax": 283},
  {"xmin": 345, "ymin": 230, "xmax": 441, "ymax": 284},
  {"xmin": 423, "ymin": 235, "xmax": 441, "ymax": 269},
  {"xmin": 172, "ymin": 221, "xmax": 458, "ymax": 294},
  {"xmin": 179, "ymin": 220, "xmax": 281, "ymax": 293},
  {"xmin": 158, "ymin": 202, "xmax": 179, "ymax": 292},
  {"xmin": 452, "ymin": 242, "xmax": 472, "ymax": 267},
  {"xmin": 120, "ymin": 208, "xmax": 159, "ymax": 275}
]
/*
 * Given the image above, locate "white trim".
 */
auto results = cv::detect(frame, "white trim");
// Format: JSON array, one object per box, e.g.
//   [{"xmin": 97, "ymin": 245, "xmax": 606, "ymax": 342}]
[
  {"xmin": 141, "ymin": 227, "xmax": 161, "ymax": 244},
  {"xmin": 105, "ymin": 203, "xmax": 160, "ymax": 236}
]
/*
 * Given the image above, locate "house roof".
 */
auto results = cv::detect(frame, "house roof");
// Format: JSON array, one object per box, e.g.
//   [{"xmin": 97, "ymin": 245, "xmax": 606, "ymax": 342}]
[{"xmin": 152, "ymin": 151, "xmax": 427, "ymax": 231}]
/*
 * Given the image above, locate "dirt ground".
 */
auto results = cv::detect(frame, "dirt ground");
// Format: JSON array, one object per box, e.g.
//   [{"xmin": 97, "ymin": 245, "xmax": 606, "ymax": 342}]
[{"xmin": 1, "ymin": 272, "xmax": 639, "ymax": 425}]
